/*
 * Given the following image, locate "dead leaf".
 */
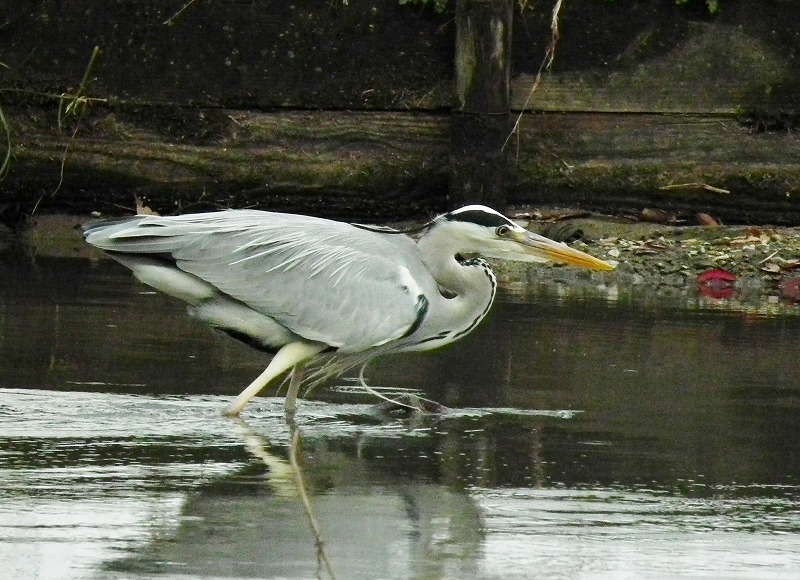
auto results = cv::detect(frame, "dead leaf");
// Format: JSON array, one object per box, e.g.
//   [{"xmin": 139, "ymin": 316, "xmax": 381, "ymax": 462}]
[
  {"xmin": 781, "ymin": 259, "xmax": 800, "ymax": 270},
  {"xmin": 533, "ymin": 209, "xmax": 592, "ymax": 222},
  {"xmin": 640, "ymin": 208, "xmax": 676, "ymax": 224},
  {"xmin": 727, "ymin": 235, "xmax": 763, "ymax": 246},
  {"xmin": 779, "ymin": 277, "xmax": 800, "ymax": 301},
  {"xmin": 659, "ymin": 182, "xmax": 730, "ymax": 195},
  {"xmin": 696, "ymin": 213, "xmax": 720, "ymax": 226},
  {"xmin": 135, "ymin": 195, "xmax": 160, "ymax": 216}
]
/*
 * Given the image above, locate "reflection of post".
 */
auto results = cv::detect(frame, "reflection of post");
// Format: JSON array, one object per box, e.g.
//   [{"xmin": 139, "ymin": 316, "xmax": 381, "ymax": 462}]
[{"xmin": 451, "ymin": 0, "xmax": 513, "ymax": 209}]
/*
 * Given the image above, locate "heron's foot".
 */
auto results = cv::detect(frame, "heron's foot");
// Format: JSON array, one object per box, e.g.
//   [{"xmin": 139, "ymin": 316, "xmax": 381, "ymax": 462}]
[{"xmin": 374, "ymin": 394, "xmax": 448, "ymax": 418}]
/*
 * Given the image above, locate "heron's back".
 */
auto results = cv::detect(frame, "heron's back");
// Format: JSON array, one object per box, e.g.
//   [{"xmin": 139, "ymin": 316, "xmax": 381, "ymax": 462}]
[{"xmin": 84, "ymin": 210, "xmax": 435, "ymax": 354}]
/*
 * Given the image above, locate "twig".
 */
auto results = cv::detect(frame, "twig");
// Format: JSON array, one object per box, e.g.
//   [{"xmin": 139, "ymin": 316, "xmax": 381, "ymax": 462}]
[
  {"xmin": 759, "ymin": 250, "xmax": 780, "ymax": 265},
  {"xmin": 548, "ymin": 151, "xmax": 573, "ymax": 170},
  {"xmin": 503, "ymin": 0, "xmax": 564, "ymax": 153},
  {"xmin": 52, "ymin": 122, "xmax": 81, "ymax": 196},
  {"xmin": 47, "ymin": 48, "xmax": 100, "ymax": 204},
  {"xmin": 658, "ymin": 182, "xmax": 731, "ymax": 195},
  {"xmin": 32, "ymin": 46, "xmax": 103, "ymax": 214},
  {"xmin": 164, "ymin": 0, "xmax": 201, "ymax": 26},
  {"xmin": 58, "ymin": 51, "xmax": 101, "ymax": 128},
  {"xmin": 0, "ymin": 102, "xmax": 10, "ymax": 181}
]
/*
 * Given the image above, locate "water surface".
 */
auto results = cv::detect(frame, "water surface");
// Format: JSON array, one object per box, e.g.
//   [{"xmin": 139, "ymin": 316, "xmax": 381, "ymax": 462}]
[{"xmin": 1, "ymin": 257, "xmax": 799, "ymax": 578}]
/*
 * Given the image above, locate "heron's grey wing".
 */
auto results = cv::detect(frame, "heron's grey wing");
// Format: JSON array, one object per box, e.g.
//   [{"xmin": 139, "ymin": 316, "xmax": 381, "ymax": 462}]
[{"xmin": 86, "ymin": 211, "xmax": 432, "ymax": 352}]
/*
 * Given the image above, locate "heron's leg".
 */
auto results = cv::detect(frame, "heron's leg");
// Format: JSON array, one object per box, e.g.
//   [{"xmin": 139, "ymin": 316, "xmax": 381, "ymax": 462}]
[
  {"xmin": 284, "ymin": 365, "xmax": 305, "ymax": 419},
  {"xmin": 224, "ymin": 341, "xmax": 325, "ymax": 417}
]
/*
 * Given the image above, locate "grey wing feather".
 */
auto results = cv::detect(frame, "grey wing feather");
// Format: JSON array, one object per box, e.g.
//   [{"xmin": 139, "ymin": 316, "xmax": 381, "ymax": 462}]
[{"xmin": 85, "ymin": 210, "xmax": 432, "ymax": 351}]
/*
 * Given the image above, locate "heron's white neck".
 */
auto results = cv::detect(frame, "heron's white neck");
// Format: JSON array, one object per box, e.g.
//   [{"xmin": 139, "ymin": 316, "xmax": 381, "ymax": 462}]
[{"xmin": 403, "ymin": 225, "xmax": 497, "ymax": 351}]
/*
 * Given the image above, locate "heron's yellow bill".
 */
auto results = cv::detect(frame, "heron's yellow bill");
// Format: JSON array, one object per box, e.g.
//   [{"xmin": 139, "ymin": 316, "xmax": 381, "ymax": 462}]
[{"xmin": 517, "ymin": 231, "xmax": 616, "ymax": 271}]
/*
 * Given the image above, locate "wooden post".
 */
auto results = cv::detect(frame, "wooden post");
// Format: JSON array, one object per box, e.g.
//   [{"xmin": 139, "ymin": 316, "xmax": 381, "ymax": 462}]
[{"xmin": 450, "ymin": 0, "xmax": 513, "ymax": 210}]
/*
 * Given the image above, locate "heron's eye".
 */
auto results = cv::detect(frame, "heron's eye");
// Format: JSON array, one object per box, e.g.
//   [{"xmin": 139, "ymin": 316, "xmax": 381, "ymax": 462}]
[{"xmin": 496, "ymin": 225, "xmax": 511, "ymax": 237}]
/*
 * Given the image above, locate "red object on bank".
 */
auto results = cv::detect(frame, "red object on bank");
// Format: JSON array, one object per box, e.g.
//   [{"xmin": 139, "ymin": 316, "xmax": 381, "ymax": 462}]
[{"xmin": 697, "ymin": 268, "xmax": 736, "ymax": 300}]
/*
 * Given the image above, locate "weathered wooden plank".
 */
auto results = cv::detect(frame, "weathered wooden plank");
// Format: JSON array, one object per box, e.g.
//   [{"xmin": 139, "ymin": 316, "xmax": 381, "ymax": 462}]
[
  {"xmin": 4, "ymin": 1, "xmax": 798, "ymax": 115},
  {"xmin": 3, "ymin": 109, "xmax": 451, "ymax": 220},
  {"xmin": 5, "ymin": 107, "xmax": 800, "ymax": 223},
  {"xmin": 513, "ymin": 113, "xmax": 799, "ymax": 164},
  {"xmin": 508, "ymin": 113, "xmax": 800, "ymax": 223},
  {"xmin": 1, "ymin": 0, "xmax": 454, "ymax": 111},
  {"xmin": 510, "ymin": 19, "xmax": 800, "ymax": 114}
]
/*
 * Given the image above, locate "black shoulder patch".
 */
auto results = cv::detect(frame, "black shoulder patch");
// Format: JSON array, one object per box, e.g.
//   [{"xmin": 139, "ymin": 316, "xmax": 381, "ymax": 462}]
[
  {"xmin": 401, "ymin": 293, "xmax": 429, "ymax": 339},
  {"xmin": 445, "ymin": 208, "xmax": 514, "ymax": 228}
]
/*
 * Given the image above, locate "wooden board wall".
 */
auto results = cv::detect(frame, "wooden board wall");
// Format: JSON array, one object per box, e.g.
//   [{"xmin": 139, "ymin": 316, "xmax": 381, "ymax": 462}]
[{"xmin": 2, "ymin": 0, "xmax": 799, "ymax": 222}]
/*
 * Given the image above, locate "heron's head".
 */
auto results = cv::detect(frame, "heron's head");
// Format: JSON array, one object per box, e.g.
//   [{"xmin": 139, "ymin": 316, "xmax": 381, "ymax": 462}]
[{"xmin": 430, "ymin": 205, "xmax": 615, "ymax": 271}]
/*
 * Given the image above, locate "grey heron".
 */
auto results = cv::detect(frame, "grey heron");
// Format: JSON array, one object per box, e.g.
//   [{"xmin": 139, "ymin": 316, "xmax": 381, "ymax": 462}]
[{"xmin": 84, "ymin": 205, "xmax": 614, "ymax": 416}]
